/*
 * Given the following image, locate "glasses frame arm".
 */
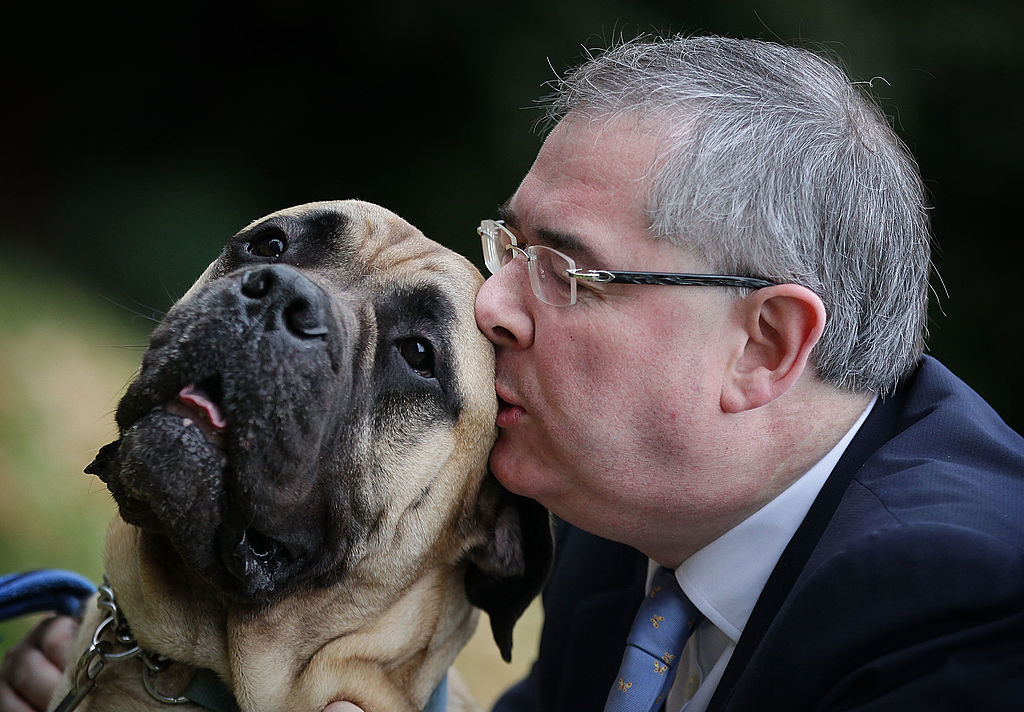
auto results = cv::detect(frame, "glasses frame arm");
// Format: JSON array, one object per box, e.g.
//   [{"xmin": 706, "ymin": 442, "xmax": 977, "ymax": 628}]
[{"xmin": 566, "ymin": 269, "xmax": 777, "ymax": 290}]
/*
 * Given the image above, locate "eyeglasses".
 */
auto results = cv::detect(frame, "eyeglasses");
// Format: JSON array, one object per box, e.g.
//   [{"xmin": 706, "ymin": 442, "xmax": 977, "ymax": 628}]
[{"xmin": 477, "ymin": 219, "xmax": 777, "ymax": 307}]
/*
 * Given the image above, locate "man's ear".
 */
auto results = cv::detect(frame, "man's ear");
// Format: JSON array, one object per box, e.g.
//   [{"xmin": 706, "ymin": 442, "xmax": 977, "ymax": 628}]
[
  {"xmin": 721, "ymin": 284, "xmax": 826, "ymax": 413},
  {"xmin": 464, "ymin": 475, "xmax": 554, "ymax": 662}
]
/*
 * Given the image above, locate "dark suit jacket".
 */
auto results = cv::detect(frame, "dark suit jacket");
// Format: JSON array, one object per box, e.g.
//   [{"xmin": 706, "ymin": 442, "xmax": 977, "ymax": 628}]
[{"xmin": 493, "ymin": 357, "xmax": 1024, "ymax": 711}]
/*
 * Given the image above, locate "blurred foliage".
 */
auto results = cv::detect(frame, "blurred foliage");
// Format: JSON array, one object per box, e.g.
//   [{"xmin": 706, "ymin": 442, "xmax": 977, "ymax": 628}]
[{"xmin": 0, "ymin": 252, "xmax": 134, "ymax": 651}]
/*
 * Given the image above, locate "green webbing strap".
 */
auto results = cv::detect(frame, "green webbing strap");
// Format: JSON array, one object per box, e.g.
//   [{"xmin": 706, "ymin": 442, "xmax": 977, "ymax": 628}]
[
  {"xmin": 185, "ymin": 668, "xmax": 241, "ymax": 712},
  {"xmin": 183, "ymin": 667, "xmax": 447, "ymax": 712}
]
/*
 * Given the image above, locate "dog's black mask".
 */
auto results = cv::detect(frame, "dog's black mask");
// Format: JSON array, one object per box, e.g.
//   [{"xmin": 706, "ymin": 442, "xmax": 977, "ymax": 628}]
[
  {"xmin": 86, "ymin": 204, "xmax": 479, "ymax": 607},
  {"xmin": 88, "ymin": 259, "xmax": 363, "ymax": 604}
]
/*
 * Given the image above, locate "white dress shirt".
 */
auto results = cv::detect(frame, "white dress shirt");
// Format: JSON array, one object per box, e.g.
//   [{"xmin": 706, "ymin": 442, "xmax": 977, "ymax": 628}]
[{"xmin": 659, "ymin": 396, "xmax": 877, "ymax": 712}]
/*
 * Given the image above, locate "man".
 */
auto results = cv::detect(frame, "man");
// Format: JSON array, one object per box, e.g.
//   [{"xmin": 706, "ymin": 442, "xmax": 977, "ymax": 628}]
[
  {"xmin": 3, "ymin": 35, "xmax": 1023, "ymax": 712},
  {"xmin": 473, "ymin": 36, "xmax": 1024, "ymax": 711}
]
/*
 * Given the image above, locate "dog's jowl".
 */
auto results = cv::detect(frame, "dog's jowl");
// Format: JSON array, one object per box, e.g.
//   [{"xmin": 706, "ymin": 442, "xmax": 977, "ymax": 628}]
[{"xmin": 56, "ymin": 201, "xmax": 553, "ymax": 712}]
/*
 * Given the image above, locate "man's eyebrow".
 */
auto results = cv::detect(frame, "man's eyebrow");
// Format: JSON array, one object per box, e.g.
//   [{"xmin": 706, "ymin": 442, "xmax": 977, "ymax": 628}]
[
  {"xmin": 496, "ymin": 201, "xmax": 603, "ymax": 266},
  {"xmin": 534, "ymin": 227, "xmax": 595, "ymax": 262},
  {"xmin": 497, "ymin": 201, "xmax": 517, "ymax": 228}
]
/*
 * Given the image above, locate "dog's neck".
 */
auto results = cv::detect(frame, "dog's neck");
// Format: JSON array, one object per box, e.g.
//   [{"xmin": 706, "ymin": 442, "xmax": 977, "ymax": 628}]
[{"xmin": 99, "ymin": 519, "xmax": 476, "ymax": 712}]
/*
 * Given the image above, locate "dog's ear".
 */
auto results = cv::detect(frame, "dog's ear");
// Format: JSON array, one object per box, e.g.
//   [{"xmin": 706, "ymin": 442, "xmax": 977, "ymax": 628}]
[
  {"xmin": 464, "ymin": 475, "xmax": 553, "ymax": 662},
  {"xmin": 84, "ymin": 439, "xmax": 122, "ymax": 477}
]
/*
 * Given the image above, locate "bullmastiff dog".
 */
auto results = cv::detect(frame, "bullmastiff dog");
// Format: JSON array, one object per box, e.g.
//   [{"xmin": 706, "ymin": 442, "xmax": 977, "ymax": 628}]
[{"xmin": 51, "ymin": 200, "xmax": 553, "ymax": 712}]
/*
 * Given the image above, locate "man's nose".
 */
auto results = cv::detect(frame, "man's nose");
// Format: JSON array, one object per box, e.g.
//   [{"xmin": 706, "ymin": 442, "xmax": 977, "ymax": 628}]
[{"xmin": 475, "ymin": 260, "xmax": 535, "ymax": 350}]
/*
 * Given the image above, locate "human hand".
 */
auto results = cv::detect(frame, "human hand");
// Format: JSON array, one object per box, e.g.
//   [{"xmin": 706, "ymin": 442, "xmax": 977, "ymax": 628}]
[{"xmin": 0, "ymin": 615, "xmax": 79, "ymax": 712}]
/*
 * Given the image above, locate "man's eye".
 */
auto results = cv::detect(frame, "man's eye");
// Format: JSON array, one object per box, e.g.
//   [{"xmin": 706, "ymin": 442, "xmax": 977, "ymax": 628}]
[
  {"xmin": 246, "ymin": 229, "xmax": 288, "ymax": 259},
  {"xmin": 397, "ymin": 338, "xmax": 435, "ymax": 379}
]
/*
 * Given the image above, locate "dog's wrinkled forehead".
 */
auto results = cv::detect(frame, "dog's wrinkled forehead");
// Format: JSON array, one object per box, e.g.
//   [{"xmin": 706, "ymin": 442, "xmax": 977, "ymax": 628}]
[{"xmin": 187, "ymin": 200, "xmax": 480, "ymax": 299}]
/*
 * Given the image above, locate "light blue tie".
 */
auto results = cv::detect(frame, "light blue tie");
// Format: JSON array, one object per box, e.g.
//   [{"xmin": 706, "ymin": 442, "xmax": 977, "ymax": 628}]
[{"xmin": 604, "ymin": 567, "xmax": 702, "ymax": 712}]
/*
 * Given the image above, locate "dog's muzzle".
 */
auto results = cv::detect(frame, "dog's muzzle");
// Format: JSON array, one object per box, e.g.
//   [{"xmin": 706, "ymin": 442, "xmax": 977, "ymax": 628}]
[{"xmin": 87, "ymin": 262, "xmax": 359, "ymax": 604}]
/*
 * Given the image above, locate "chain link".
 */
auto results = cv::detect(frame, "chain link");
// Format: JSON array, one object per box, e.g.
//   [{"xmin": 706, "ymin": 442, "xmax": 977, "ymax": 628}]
[{"xmin": 52, "ymin": 576, "xmax": 189, "ymax": 711}]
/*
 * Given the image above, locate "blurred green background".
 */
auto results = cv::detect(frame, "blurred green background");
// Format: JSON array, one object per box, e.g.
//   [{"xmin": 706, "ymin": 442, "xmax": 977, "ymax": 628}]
[{"xmin": 1, "ymin": 0, "xmax": 1021, "ymax": 705}]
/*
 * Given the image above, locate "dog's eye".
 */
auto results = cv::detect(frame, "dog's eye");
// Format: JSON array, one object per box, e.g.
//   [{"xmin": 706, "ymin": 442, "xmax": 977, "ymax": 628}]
[
  {"xmin": 397, "ymin": 338, "xmax": 435, "ymax": 379},
  {"xmin": 246, "ymin": 229, "xmax": 288, "ymax": 259}
]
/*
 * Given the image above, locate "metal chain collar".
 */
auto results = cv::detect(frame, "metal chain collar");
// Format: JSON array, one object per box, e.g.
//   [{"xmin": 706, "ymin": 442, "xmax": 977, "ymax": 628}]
[{"xmin": 53, "ymin": 576, "xmax": 189, "ymax": 711}]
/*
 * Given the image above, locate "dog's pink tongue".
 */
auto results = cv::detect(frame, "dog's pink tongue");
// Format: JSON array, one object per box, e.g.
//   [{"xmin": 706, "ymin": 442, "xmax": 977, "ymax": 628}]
[{"xmin": 178, "ymin": 384, "xmax": 227, "ymax": 430}]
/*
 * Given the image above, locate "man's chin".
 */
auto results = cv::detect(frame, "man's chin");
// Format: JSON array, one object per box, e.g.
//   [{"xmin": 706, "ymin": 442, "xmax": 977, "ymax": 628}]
[{"xmin": 488, "ymin": 435, "xmax": 546, "ymax": 501}]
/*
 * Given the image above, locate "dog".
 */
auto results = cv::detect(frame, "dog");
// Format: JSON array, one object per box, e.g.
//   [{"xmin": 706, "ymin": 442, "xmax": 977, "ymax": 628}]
[{"xmin": 50, "ymin": 200, "xmax": 553, "ymax": 712}]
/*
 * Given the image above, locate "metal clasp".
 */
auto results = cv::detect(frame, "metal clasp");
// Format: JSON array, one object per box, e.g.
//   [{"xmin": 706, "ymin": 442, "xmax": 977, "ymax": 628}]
[
  {"xmin": 565, "ymin": 268, "xmax": 615, "ymax": 283},
  {"xmin": 51, "ymin": 576, "xmax": 189, "ymax": 710}
]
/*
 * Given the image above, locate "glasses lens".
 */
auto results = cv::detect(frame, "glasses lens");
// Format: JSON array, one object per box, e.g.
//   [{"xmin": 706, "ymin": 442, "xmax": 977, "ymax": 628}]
[
  {"xmin": 480, "ymin": 220, "xmax": 516, "ymax": 274},
  {"xmin": 529, "ymin": 246, "xmax": 576, "ymax": 306}
]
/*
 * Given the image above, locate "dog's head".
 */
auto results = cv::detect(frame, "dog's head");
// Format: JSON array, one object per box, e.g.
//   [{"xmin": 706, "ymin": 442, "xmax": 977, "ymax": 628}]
[{"xmin": 87, "ymin": 200, "xmax": 551, "ymax": 658}]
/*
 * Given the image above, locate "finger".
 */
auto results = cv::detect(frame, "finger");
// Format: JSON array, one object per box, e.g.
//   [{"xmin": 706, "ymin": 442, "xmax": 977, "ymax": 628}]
[
  {"xmin": 0, "ymin": 681, "xmax": 37, "ymax": 712},
  {"xmin": 323, "ymin": 703, "xmax": 365, "ymax": 712},
  {"xmin": 29, "ymin": 616, "xmax": 79, "ymax": 670},
  {"xmin": 1, "ymin": 646, "xmax": 64, "ymax": 711}
]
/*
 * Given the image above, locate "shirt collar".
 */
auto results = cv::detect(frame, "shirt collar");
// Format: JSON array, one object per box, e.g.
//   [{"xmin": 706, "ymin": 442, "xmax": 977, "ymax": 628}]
[{"xmin": 670, "ymin": 395, "xmax": 877, "ymax": 642}]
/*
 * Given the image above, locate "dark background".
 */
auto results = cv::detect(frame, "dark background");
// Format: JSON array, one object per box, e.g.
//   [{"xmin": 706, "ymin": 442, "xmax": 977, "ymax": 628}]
[{"xmin": 2, "ymin": 0, "xmax": 1021, "ymax": 432}]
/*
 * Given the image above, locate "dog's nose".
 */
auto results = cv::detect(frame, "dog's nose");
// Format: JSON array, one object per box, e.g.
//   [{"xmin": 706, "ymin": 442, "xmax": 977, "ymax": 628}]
[{"xmin": 240, "ymin": 266, "xmax": 329, "ymax": 340}]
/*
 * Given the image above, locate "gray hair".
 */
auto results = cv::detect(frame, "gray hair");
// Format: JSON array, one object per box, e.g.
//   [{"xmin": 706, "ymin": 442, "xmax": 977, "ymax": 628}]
[{"xmin": 544, "ymin": 35, "xmax": 932, "ymax": 395}]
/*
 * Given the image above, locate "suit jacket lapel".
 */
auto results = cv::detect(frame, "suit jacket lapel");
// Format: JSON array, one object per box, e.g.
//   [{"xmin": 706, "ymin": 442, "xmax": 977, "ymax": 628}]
[
  {"xmin": 706, "ymin": 386, "xmax": 906, "ymax": 711},
  {"xmin": 542, "ymin": 523, "xmax": 649, "ymax": 710}
]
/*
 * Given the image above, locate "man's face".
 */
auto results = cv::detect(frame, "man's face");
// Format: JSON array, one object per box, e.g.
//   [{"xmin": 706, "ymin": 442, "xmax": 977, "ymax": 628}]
[{"xmin": 474, "ymin": 115, "xmax": 742, "ymax": 548}]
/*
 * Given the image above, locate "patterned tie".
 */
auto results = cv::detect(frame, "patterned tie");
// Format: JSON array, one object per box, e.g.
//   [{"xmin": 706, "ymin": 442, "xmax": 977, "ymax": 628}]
[{"xmin": 604, "ymin": 567, "xmax": 702, "ymax": 712}]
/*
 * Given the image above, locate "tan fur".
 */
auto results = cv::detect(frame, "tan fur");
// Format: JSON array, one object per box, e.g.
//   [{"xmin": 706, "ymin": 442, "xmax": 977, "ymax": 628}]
[{"xmin": 50, "ymin": 202, "xmax": 516, "ymax": 712}]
